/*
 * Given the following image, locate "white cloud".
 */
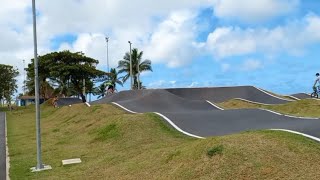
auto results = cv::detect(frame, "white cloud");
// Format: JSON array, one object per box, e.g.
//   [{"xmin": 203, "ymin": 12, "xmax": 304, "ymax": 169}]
[
  {"xmin": 206, "ymin": 13, "xmax": 320, "ymax": 59},
  {"xmin": 148, "ymin": 80, "xmax": 177, "ymax": 88},
  {"xmin": 188, "ymin": 82, "xmax": 199, "ymax": 87},
  {"xmin": 240, "ymin": 59, "xmax": 262, "ymax": 71},
  {"xmin": 144, "ymin": 10, "xmax": 201, "ymax": 68},
  {"xmin": 212, "ymin": 0, "xmax": 299, "ymax": 22}
]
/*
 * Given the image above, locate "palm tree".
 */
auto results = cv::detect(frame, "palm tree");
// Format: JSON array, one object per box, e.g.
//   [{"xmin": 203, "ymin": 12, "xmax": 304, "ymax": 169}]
[
  {"xmin": 118, "ymin": 48, "xmax": 152, "ymax": 89},
  {"xmin": 107, "ymin": 68, "xmax": 123, "ymax": 91},
  {"xmin": 93, "ymin": 83, "xmax": 107, "ymax": 99}
]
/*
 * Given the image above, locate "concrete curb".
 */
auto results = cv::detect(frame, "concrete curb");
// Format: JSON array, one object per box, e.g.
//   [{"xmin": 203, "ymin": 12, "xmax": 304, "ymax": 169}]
[
  {"xmin": 111, "ymin": 102, "xmax": 140, "ymax": 114},
  {"xmin": 234, "ymin": 98, "xmax": 275, "ymax": 106},
  {"xmin": 270, "ymin": 129, "xmax": 320, "ymax": 142},
  {"xmin": 284, "ymin": 95, "xmax": 301, "ymax": 100},
  {"xmin": 111, "ymin": 101, "xmax": 320, "ymax": 143},
  {"xmin": 153, "ymin": 112, "xmax": 204, "ymax": 139},
  {"xmin": 206, "ymin": 100, "xmax": 224, "ymax": 110},
  {"xmin": 258, "ymin": 108, "xmax": 319, "ymax": 120},
  {"xmin": 254, "ymin": 86, "xmax": 294, "ymax": 102},
  {"xmin": 111, "ymin": 102, "xmax": 204, "ymax": 139}
]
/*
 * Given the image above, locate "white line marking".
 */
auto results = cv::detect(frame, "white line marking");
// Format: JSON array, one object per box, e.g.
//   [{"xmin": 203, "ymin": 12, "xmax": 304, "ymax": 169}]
[
  {"xmin": 284, "ymin": 95, "xmax": 300, "ymax": 100},
  {"xmin": 5, "ymin": 113, "xmax": 10, "ymax": 180},
  {"xmin": 154, "ymin": 112, "xmax": 204, "ymax": 139},
  {"xmin": 206, "ymin": 100, "xmax": 224, "ymax": 110},
  {"xmin": 270, "ymin": 129, "xmax": 320, "ymax": 142},
  {"xmin": 258, "ymin": 108, "xmax": 319, "ymax": 119},
  {"xmin": 234, "ymin": 98, "xmax": 274, "ymax": 105},
  {"xmin": 254, "ymin": 86, "xmax": 294, "ymax": 101},
  {"xmin": 111, "ymin": 102, "xmax": 204, "ymax": 139},
  {"xmin": 283, "ymin": 114, "xmax": 318, "ymax": 120},
  {"xmin": 258, "ymin": 108, "xmax": 282, "ymax": 115},
  {"xmin": 112, "ymin": 102, "xmax": 139, "ymax": 114}
]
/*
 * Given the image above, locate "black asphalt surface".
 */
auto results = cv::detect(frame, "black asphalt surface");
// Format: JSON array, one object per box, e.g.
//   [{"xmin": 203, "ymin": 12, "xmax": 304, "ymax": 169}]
[
  {"xmin": 57, "ymin": 98, "xmax": 82, "ymax": 106},
  {"xmin": 166, "ymin": 86, "xmax": 289, "ymax": 104},
  {"xmin": 115, "ymin": 89, "xmax": 218, "ymax": 112},
  {"xmin": 93, "ymin": 87, "xmax": 320, "ymax": 139},
  {"xmin": 0, "ymin": 112, "xmax": 6, "ymax": 180},
  {"xmin": 290, "ymin": 93, "xmax": 311, "ymax": 100}
]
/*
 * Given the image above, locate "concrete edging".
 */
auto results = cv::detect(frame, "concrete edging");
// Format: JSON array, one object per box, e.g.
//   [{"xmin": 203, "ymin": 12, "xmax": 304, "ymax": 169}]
[
  {"xmin": 234, "ymin": 98, "xmax": 275, "ymax": 106},
  {"xmin": 111, "ymin": 102, "xmax": 204, "ymax": 139},
  {"xmin": 111, "ymin": 101, "xmax": 320, "ymax": 143},
  {"xmin": 270, "ymin": 129, "xmax": 320, "ymax": 142},
  {"xmin": 206, "ymin": 100, "xmax": 224, "ymax": 110},
  {"xmin": 257, "ymin": 108, "xmax": 319, "ymax": 120},
  {"xmin": 253, "ymin": 86, "xmax": 294, "ymax": 102},
  {"xmin": 284, "ymin": 95, "xmax": 301, "ymax": 100}
]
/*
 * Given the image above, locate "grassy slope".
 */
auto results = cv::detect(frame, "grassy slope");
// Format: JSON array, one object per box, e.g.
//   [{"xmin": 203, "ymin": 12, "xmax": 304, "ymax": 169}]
[
  {"xmin": 6, "ymin": 103, "xmax": 320, "ymax": 179},
  {"xmin": 218, "ymin": 99, "xmax": 320, "ymax": 117}
]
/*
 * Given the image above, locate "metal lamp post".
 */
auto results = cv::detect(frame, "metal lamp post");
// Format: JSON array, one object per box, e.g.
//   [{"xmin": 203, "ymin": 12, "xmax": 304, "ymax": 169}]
[
  {"xmin": 105, "ymin": 37, "xmax": 109, "ymax": 73},
  {"xmin": 31, "ymin": 0, "xmax": 51, "ymax": 172},
  {"xmin": 23, "ymin": 59, "xmax": 26, "ymax": 94},
  {"xmin": 128, "ymin": 41, "xmax": 133, "ymax": 90},
  {"xmin": 137, "ymin": 57, "xmax": 140, "ymax": 90}
]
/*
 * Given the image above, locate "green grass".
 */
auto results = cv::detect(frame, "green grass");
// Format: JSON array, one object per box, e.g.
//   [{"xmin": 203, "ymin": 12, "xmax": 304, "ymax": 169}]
[
  {"xmin": 6, "ymin": 103, "xmax": 320, "ymax": 179},
  {"xmin": 218, "ymin": 99, "xmax": 320, "ymax": 118}
]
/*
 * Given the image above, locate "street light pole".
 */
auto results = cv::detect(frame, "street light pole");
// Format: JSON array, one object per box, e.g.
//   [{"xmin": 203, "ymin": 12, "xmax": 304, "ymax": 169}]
[
  {"xmin": 23, "ymin": 59, "xmax": 26, "ymax": 94},
  {"xmin": 32, "ymin": 0, "xmax": 42, "ymax": 170},
  {"xmin": 128, "ymin": 41, "xmax": 133, "ymax": 90},
  {"xmin": 105, "ymin": 37, "xmax": 109, "ymax": 73},
  {"xmin": 31, "ymin": 0, "xmax": 51, "ymax": 172},
  {"xmin": 137, "ymin": 57, "xmax": 140, "ymax": 90}
]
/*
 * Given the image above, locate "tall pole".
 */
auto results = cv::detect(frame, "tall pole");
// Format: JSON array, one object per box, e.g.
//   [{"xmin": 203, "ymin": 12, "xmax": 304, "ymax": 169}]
[
  {"xmin": 137, "ymin": 58, "xmax": 140, "ymax": 90},
  {"xmin": 105, "ymin": 37, "xmax": 109, "ymax": 73},
  {"xmin": 23, "ymin": 59, "xmax": 26, "ymax": 94},
  {"xmin": 32, "ymin": 0, "xmax": 43, "ymax": 170},
  {"xmin": 128, "ymin": 41, "xmax": 133, "ymax": 90}
]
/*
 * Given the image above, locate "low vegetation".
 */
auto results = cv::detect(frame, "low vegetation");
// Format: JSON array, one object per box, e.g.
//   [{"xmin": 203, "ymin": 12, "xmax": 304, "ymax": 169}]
[
  {"xmin": 6, "ymin": 103, "xmax": 320, "ymax": 179},
  {"xmin": 218, "ymin": 99, "xmax": 320, "ymax": 118}
]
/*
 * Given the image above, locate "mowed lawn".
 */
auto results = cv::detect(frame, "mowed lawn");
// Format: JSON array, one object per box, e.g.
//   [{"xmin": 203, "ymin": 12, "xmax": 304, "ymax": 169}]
[
  {"xmin": 6, "ymin": 103, "xmax": 320, "ymax": 179},
  {"xmin": 218, "ymin": 99, "xmax": 320, "ymax": 118}
]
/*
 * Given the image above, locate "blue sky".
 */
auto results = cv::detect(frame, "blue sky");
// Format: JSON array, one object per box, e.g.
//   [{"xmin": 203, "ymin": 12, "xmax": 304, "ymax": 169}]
[{"xmin": 1, "ymin": 0, "xmax": 320, "ymax": 97}]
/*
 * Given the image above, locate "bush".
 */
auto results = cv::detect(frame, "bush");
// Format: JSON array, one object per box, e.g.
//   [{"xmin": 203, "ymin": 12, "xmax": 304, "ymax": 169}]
[{"xmin": 207, "ymin": 145, "xmax": 224, "ymax": 157}]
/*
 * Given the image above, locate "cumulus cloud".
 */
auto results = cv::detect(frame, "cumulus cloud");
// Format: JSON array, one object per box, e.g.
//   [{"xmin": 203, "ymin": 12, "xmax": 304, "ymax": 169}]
[
  {"xmin": 211, "ymin": 0, "xmax": 300, "ymax": 22},
  {"xmin": 206, "ymin": 13, "xmax": 320, "ymax": 59},
  {"xmin": 148, "ymin": 80, "xmax": 177, "ymax": 88},
  {"xmin": 144, "ymin": 10, "xmax": 202, "ymax": 68}
]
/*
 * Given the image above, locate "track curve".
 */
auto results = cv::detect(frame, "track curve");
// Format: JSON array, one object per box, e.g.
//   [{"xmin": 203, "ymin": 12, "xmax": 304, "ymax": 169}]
[
  {"xmin": 166, "ymin": 86, "xmax": 291, "ymax": 104},
  {"xmin": 92, "ymin": 87, "xmax": 320, "ymax": 139}
]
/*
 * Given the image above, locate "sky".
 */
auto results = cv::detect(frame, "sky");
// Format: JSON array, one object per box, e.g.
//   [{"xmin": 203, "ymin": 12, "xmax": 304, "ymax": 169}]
[{"xmin": 1, "ymin": 0, "xmax": 320, "ymax": 97}]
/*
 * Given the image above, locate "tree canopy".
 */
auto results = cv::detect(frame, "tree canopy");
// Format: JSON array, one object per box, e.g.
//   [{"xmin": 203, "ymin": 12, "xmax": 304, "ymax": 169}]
[
  {"xmin": 25, "ymin": 51, "xmax": 105, "ymax": 100},
  {"xmin": 118, "ymin": 48, "xmax": 152, "ymax": 89},
  {"xmin": 0, "ymin": 64, "xmax": 19, "ymax": 103}
]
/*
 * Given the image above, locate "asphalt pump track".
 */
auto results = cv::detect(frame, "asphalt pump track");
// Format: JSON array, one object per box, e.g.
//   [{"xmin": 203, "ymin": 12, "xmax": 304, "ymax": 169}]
[{"xmin": 92, "ymin": 86, "xmax": 320, "ymax": 140}]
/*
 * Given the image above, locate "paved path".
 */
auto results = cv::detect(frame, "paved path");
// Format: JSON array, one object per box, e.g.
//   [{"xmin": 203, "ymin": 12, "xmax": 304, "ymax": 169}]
[
  {"xmin": 290, "ymin": 93, "xmax": 311, "ymax": 100},
  {"xmin": 166, "ymin": 86, "xmax": 290, "ymax": 104},
  {"xmin": 0, "ymin": 112, "xmax": 6, "ymax": 180},
  {"xmin": 93, "ymin": 87, "xmax": 320, "ymax": 139},
  {"xmin": 57, "ymin": 98, "xmax": 82, "ymax": 106}
]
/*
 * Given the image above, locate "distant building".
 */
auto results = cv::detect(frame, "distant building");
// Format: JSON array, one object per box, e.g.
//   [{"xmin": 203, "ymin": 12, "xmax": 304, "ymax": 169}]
[{"xmin": 17, "ymin": 96, "xmax": 45, "ymax": 106}]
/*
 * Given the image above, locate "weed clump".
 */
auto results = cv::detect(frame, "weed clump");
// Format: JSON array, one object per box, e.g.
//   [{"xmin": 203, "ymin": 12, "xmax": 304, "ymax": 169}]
[{"xmin": 207, "ymin": 145, "xmax": 224, "ymax": 157}]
